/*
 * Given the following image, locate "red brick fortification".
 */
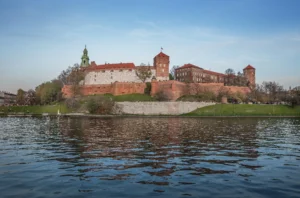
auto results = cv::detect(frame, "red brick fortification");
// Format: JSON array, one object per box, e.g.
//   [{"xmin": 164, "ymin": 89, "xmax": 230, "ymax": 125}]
[
  {"xmin": 151, "ymin": 80, "xmax": 251, "ymax": 101},
  {"xmin": 62, "ymin": 82, "xmax": 146, "ymax": 98}
]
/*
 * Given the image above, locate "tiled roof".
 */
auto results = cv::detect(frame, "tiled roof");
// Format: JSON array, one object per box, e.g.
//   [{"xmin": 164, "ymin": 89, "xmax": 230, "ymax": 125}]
[
  {"xmin": 86, "ymin": 62, "xmax": 136, "ymax": 71},
  {"xmin": 176, "ymin": 63, "xmax": 203, "ymax": 70},
  {"xmin": 155, "ymin": 52, "xmax": 169, "ymax": 57},
  {"xmin": 244, "ymin": 64, "xmax": 255, "ymax": 70},
  {"xmin": 203, "ymin": 70, "xmax": 226, "ymax": 77}
]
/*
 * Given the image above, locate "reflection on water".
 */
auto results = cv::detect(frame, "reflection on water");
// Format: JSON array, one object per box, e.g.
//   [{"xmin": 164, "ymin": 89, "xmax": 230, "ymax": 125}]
[{"xmin": 0, "ymin": 117, "xmax": 300, "ymax": 198}]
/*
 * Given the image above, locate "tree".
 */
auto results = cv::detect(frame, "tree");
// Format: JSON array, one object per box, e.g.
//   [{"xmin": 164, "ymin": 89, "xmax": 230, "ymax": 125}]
[
  {"xmin": 170, "ymin": 65, "xmax": 179, "ymax": 80},
  {"xmin": 67, "ymin": 65, "xmax": 84, "ymax": 96},
  {"xmin": 169, "ymin": 73, "xmax": 174, "ymax": 80},
  {"xmin": 24, "ymin": 89, "xmax": 36, "ymax": 105},
  {"xmin": 233, "ymin": 71, "xmax": 248, "ymax": 86},
  {"xmin": 225, "ymin": 68, "xmax": 235, "ymax": 75},
  {"xmin": 16, "ymin": 89, "xmax": 25, "ymax": 105},
  {"xmin": 135, "ymin": 66, "xmax": 152, "ymax": 82},
  {"xmin": 35, "ymin": 80, "xmax": 63, "ymax": 105},
  {"xmin": 261, "ymin": 81, "xmax": 284, "ymax": 103}
]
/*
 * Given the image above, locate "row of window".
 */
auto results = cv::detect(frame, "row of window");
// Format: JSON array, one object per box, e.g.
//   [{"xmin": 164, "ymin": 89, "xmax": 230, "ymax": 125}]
[{"xmin": 159, "ymin": 63, "xmax": 167, "ymax": 67}]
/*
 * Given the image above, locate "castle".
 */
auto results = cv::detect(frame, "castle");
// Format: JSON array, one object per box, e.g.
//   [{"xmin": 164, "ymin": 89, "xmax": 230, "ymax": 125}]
[
  {"xmin": 80, "ymin": 46, "xmax": 169, "ymax": 85},
  {"xmin": 62, "ymin": 46, "xmax": 255, "ymax": 100}
]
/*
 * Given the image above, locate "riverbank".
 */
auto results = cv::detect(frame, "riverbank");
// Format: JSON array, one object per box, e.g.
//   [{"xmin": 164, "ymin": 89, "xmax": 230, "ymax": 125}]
[{"xmin": 1, "ymin": 104, "xmax": 300, "ymax": 117}]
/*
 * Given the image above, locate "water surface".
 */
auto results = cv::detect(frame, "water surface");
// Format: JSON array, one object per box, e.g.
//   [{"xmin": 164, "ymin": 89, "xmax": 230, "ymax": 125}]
[{"xmin": 0, "ymin": 117, "xmax": 300, "ymax": 198}]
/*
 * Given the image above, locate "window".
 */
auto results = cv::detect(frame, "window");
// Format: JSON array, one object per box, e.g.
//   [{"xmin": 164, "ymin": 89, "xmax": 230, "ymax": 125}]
[
  {"xmin": 162, "ymin": 69, "xmax": 164, "ymax": 72},
  {"xmin": 119, "ymin": 69, "xmax": 123, "ymax": 72},
  {"xmin": 110, "ymin": 70, "xmax": 114, "ymax": 72},
  {"xmin": 102, "ymin": 70, "xmax": 105, "ymax": 73},
  {"xmin": 129, "ymin": 69, "xmax": 132, "ymax": 72}
]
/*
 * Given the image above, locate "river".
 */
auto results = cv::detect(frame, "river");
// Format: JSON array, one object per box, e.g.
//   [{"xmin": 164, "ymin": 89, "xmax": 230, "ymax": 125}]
[{"xmin": 0, "ymin": 117, "xmax": 299, "ymax": 198}]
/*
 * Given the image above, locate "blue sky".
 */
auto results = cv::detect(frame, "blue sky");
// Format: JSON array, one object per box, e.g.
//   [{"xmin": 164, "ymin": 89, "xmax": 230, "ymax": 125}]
[{"xmin": 0, "ymin": 0, "xmax": 300, "ymax": 93}]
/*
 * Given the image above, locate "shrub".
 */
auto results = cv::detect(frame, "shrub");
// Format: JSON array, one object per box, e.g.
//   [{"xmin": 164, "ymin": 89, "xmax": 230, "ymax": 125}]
[
  {"xmin": 65, "ymin": 97, "xmax": 80, "ymax": 109},
  {"xmin": 86, "ymin": 96, "xmax": 115, "ymax": 114},
  {"xmin": 144, "ymin": 82, "xmax": 151, "ymax": 95},
  {"xmin": 154, "ymin": 91, "xmax": 170, "ymax": 101}
]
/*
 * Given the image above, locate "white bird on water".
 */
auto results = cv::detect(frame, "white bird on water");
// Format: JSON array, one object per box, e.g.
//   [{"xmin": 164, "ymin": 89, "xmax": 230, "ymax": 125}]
[{"xmin": 57, "ymin": 109, "xmax": 61, "ymax": 116}]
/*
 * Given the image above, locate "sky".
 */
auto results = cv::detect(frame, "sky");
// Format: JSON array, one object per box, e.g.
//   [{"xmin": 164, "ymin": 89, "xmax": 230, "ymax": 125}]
[{"xmin": 0, "ymin": 0, "xmax": 300, "ymax": 93}]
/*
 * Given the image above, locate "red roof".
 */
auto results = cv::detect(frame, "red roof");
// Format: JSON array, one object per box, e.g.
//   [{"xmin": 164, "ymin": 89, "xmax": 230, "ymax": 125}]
[
  {"xmin": 155, "ymin": 52, "xmax": 169, "ymax": 57},
  {"xmin": 177, "ymin": 63, "xmax": 203, "ymax": 70},
  {"xmin": 244, "ymin": 64, "xmax": 255, "ymax": 70},
  {"xmin": 203, "ymin": 70, "xmax": 226, "ymax": 77},
  {"xmin": 86, "ymin": 62, "xmax": 136, "ymax": 71}
]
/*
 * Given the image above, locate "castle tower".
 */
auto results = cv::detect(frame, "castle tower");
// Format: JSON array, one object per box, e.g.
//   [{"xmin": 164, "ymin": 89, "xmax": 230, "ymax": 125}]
[
  {"xmin": 80, "ymin": 45, "xmax": 90, "ymax": 67},
  {"xmin": 153, "ymin": 49, "xmax": 170, "ymax": 81},
  {"xmin": 243, "ymin": 64, "xmax": 256, "ymax": 88}
]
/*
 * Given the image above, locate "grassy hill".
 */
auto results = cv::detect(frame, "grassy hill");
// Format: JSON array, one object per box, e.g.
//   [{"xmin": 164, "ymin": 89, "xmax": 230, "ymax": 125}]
[{"xmin": 185, "ymin": 104, "xmax": 300, "ymax": 116}]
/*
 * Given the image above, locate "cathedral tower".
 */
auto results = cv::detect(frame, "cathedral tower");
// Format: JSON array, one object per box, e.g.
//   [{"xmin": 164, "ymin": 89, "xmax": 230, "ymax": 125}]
[
  {"xmin": 153, "ymin": 49, "xmax": 170, "ymax": 81},
  {"xmin": 80, "ymin": 45, "xmax": 90, "ymax": 67},
  {"xmin": 243, "ymin": 64, "xmax": 256, "ymax": 88}
]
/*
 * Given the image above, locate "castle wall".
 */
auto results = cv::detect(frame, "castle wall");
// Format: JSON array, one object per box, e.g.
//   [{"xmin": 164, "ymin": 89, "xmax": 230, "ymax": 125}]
[
  {"xmin": 84, "ymin": 69, "xmax": 156, "ymax": 85},
  {"xmin": 151, "ymin": 80, "xmax": 251, "ymax": 101},
  {"xmin": 62, "ymin": 82, "xmax": 146, "ymax": 98}
]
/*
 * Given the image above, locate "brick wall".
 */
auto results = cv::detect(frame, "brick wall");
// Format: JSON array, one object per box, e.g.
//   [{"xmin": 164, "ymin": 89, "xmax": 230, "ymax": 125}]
[
  {"xmin": 62, "ymin": 82, "xmax": 146, "ymax": 98},
  {"xmin": 151, "ymin": 80, "xmax": 251, "ymax": 101}
]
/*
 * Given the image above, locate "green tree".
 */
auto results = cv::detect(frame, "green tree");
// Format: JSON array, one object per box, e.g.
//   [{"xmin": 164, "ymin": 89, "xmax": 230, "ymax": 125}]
[{"xmin": 16, "ymin": 89, "xmax": 25, "ymax": 105}]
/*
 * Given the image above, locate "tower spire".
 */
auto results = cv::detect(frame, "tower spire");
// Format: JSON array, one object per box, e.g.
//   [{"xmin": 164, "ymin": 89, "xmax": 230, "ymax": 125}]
[{"xmin": 81, "ymin": 45, "xmax": 90, "ymax": 67}]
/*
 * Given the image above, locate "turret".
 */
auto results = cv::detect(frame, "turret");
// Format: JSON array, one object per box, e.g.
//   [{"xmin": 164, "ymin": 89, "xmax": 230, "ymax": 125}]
[
  {"xmin": 153, "ymin": 49, "xmax": 170, "ymax": 81},
  {"xmin": 243, "ymin": 64, "xmax": 256, "ymax": 88}
]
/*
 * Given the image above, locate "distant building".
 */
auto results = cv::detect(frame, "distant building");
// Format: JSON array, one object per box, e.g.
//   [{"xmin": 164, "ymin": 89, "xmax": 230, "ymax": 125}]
[
  {"xmin": 175, "ymin": 63, "xmax": 255, "ymax": 87},
  {"xmin": 0, "ymin": 91, "xmax": 16, "ymax": 106}
]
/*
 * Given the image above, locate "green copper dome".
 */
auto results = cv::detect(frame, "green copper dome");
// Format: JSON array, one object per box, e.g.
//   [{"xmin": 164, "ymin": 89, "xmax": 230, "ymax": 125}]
[{"xmin": 80, "ymin": 45, "xmax": 90, "ymax": 67}]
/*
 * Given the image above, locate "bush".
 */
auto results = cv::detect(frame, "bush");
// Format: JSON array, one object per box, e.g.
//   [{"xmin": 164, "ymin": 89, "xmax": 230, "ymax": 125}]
[
  {"xmin": 154, "ymin": 91, "xmax": 170, "ymax": 101},
  {"xmin": 65, "ymin": 98, "xmax": 80, "ymax": 109},
  {"xmin": 86, "ymin": 96, "xmax": 115, "ymax": 114},
  {"xmin": 144, "ymin": 82, "xmax": 151, "ymax": 95}
]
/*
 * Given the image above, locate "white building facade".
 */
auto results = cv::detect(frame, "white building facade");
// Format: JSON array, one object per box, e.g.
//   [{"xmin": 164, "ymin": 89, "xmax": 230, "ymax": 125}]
[{"xmin": 80, "ymin": 47, "xmax": 170, "ymax": 85}]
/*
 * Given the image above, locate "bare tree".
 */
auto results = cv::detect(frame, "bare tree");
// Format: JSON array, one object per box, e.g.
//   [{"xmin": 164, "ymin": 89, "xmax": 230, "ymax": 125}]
[
  {"xmin": 135, "ymin": 66, "xmax": 152, "ymax": 83},
  {"xmin": 24, "ymin": 89, "xmax": 36, "ymax": 105},
  {"xmin": 261, "ymin": 81, "xmax": 284, "ymax": 103},
  {"xmin": 225, "ymin": 68, "xmax": 235, "ymax": 75},
  {"xmin": 170, "ymin": 65, "xmax": 179, "ymax": 80}
]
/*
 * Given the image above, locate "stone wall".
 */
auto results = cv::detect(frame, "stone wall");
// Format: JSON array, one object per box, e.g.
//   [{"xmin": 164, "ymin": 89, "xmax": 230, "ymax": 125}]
[
  {"xmin": 114, "ymin": 102, "xmax": 215, "ymax": 115},
  {"xmin": 62, "ymin": 82, "xmax": 146, "ymax": 98}
]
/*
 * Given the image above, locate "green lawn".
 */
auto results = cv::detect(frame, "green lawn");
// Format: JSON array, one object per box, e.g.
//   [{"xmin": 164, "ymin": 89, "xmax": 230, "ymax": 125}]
[
  {"xmin": 185, "ymin": 104, "xmax": 300, "ymax": 116},
  {"xmin": 113, "ymin": 94, "xmax": 155, "ymax": 102},
  {"xmin": 0, "ymin": 104, "xmax": 71, "ymax": 114}
]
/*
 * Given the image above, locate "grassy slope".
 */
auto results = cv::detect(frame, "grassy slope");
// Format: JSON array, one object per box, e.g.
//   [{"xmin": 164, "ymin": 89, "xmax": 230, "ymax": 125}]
[
  {"xmin": 0, "ymin": 104, "xmax": 70, "ymax": 114},
  {"xmin": 113, "ymin": 94, "xmax": 155, "ymax": 102},
  {"xmin": 185, "ymin": 104, "xmax": 300, "ymax": 116},
  {"xmin": 83, "ymin": 93, "xmax": 155, "ymax": 102}
]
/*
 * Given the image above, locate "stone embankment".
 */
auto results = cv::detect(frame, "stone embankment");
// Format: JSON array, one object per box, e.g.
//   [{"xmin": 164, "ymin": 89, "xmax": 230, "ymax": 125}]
[{"xmin": 114, "ymin": 102, "xmax": 215, "ymax": 115}]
